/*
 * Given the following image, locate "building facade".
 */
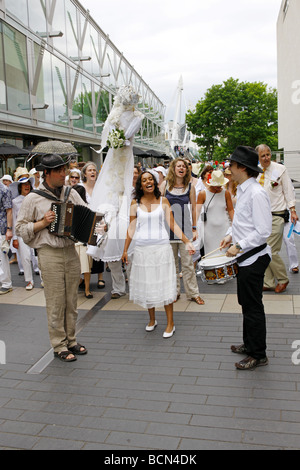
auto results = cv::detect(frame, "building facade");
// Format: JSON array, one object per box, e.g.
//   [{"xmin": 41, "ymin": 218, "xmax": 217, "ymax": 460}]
[
  {"xmin": 277, "ymin": 0, "xmax": 300, "ymax": 181},
  {"xmin": 0, "ymin": 0, "xmax": 166, "ymax": 176}
]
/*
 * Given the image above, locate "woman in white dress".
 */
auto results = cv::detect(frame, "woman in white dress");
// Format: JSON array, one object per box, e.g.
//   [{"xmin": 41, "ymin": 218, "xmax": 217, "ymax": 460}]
[
  {"xmin": 79, "ymin": 162, "xmax": 105, "ymax": 295},
  {"xmin": 122, "ymin": 171, "xmax": 195, "ymax": 338},
  {"xmin": 197, "ymin": 169, "xmax": 234, "ymax": 256}
]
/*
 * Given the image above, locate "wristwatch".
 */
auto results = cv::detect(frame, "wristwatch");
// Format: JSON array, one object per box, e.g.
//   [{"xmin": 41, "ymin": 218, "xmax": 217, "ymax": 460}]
[
  {"xmin": 235, "ymin": 242, "xmax": 242, "ymax": 251},
  {"xmin": 7, "ymin": 227, "xmax": 12, "ymax": 230}
]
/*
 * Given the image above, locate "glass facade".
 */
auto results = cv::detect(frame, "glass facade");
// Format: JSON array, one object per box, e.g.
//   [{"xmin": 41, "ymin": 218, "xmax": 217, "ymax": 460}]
[{"xmin": 0, "ymin": 0, "xmax": 166, "ymax": 175}]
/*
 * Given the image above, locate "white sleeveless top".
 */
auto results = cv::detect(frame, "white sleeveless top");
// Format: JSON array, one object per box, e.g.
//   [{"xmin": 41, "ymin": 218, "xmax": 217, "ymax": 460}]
[{"xmin": 135, "ymin": 198, "xmax": 170, "ymax": 247}]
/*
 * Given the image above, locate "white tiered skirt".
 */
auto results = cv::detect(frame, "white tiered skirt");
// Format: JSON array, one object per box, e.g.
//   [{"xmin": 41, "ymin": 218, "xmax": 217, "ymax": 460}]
[{"xmin": 129, "ymin": 244, "xmax": 177, "ymax": 309}]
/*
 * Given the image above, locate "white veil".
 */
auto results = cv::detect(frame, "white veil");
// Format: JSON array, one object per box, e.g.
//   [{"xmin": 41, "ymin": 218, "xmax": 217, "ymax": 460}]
[{"xmin": 87, "ymin": 86, "xmax": 144, "ymax": 262}]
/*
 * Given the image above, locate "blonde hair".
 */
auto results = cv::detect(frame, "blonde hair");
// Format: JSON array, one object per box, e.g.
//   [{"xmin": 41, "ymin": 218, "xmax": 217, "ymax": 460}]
[
  {"xmin": 225, "ymin": 179, "xmax": 238, "ymax": 196},
  {"xmin": 166, "ymin": 158, "xmax": 190, "ymax": 191}
]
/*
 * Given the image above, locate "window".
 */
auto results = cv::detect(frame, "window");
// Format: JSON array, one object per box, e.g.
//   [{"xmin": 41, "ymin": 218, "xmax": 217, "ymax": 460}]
[{"xmin": 3, "ymin": 24, "xmax": 30, "ymax": 116}]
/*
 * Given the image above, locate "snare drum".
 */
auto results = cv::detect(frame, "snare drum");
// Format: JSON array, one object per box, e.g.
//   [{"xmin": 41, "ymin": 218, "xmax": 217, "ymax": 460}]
[{"xmin": 196, "ymin": 256, "xmax": 238, "ymax": 284}]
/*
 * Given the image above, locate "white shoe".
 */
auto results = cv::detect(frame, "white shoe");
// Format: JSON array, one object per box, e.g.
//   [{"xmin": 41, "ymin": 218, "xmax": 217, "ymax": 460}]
[
  {"xmin": 146, "ymin": 320, "xmax": 157, "ymax": 332},
  {"xmin": 25, "ymin": 281, "xmax": 34, "ymax": 291},
  {"xmin": 163, "ymin": 326, "xmax": 175, "ymax": 338},
  {"xmin": 0, "ymin": 287, "xmax": 12, "ymax": 295}
]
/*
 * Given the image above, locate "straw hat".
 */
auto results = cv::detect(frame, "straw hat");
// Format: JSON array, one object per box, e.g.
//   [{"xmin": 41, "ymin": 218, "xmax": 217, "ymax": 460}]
[
  {"xmin": 14, "ymin": 167, "xmax": 29, "ymax": 181},
  {"xmin": 206, "ymin": 169, "xmax": 229, "ymax": 187}
]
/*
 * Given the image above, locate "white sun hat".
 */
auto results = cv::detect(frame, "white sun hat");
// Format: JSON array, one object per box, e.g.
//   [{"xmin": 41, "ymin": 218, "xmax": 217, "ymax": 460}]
[{"xmin": 206, "ymin": 169, "xmax": 229, "ymax": 187}]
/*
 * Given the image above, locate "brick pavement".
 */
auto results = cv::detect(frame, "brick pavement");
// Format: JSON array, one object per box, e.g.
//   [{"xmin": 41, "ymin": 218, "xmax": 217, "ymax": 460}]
[{"xmin": 1, "ymin": 198, "xmax": 300, "ymax": 450}]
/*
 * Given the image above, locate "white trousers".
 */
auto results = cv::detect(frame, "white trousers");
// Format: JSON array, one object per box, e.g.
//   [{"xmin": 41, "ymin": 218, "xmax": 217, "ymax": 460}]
[
  {"xmin": 283, "ymin": 222, "xmax": 299, "ymax": 271},
  {"xmin": 108, "ymin": 257, "xmax": 132, "ymax": 295},
  {"xmin": 17, "ymin": 237, "xmax": 34, "ymax": 283},
  {"xmin": 0, "ymin": 235, "xmax": 12, "ymax": 289}
]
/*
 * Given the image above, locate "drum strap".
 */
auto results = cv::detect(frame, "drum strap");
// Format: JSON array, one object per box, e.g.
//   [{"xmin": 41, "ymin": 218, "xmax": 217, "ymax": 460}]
[{"xmin": 237, "ymin": 243, "xmax": 267, "ymax": 264}]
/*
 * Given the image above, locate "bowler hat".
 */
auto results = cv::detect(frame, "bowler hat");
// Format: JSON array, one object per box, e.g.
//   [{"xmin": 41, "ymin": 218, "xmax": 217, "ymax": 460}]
[
  {"xmin": 230, "ymin": 146, "xmax": 263, "ymax": 174},
  {"xmin": 36, "ymin": 154, "xmax": 71, "ymax": 171}
]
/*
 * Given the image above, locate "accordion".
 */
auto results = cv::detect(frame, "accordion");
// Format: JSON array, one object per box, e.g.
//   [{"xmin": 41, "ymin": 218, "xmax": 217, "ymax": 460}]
[{"xmin": 49, "ymin": 202, "xmax": 105, "ymax": 246}]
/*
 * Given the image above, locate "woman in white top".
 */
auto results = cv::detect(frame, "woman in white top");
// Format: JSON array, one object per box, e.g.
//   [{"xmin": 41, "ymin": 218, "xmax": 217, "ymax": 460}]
[
  {"xmin": 122, "ymin": 171, "xmax": 195, "ymax": 338},
  {"xmin": 197, "ymin": 170, "xmax": 234, "ymax": 256}
]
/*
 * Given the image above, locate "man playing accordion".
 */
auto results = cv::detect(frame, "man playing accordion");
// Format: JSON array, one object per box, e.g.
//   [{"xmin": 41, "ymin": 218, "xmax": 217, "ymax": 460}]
[{"xmin": 16, "ymin": 153, "xmax": 89, "ymax": 363}]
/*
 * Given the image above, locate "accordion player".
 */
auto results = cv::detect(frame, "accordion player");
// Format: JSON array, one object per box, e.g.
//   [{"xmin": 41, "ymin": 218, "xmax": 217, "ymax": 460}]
[{"xmin": 48, "ymin": 201, "xmax": 106, "ymax": 246}]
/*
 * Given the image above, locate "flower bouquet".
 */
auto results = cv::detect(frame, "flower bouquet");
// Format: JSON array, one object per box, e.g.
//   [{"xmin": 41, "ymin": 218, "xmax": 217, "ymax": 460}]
[{"xmin": 107, "ymin": 129, "xmax": 126, "ymax": 149}]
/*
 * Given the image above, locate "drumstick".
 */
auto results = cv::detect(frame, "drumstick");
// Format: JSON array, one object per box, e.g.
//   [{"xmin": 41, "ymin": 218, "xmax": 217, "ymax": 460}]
[{"xmin": 201, "ymin": 247, "xmax": 224, "ymax": 259}]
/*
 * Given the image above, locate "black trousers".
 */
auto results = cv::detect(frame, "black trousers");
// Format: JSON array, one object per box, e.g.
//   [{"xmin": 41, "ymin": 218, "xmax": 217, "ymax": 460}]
[{"xmin": 237, "ymin": 254, "xmax": 271, "ymax": 360}]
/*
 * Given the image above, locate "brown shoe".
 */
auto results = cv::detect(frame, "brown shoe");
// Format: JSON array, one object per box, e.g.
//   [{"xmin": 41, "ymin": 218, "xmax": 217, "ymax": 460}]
[
  {"xmin": 111, "ymin": 292, "xmax": 126, "ymax": 299},
  {"xmin": 231, "ymin": 344, "xmax": 248, "ymax": 355},
  {"xmin": 275, "ymin": 281, "xmax": 289, "ymax": 293},
  {"xmin": 263, "ymin": 286, "xmax": 274, "ymax": 291},
  {"xmin": 235, "ymin": 356, "xmax": 268, "ymax": 371},
  {"xmin": 111, "ymin": 293, "xmax": 121, "ymax": 299}
]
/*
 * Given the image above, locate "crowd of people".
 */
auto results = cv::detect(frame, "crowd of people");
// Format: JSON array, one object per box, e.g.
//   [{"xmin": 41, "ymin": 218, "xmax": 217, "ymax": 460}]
[{"xmin": 0, "ymin": 142, "xmax": 299, "ymax": 370}]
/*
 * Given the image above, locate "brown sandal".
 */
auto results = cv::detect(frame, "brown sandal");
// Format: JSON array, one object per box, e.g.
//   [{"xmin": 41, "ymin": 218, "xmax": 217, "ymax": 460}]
[
  {"xmin": 54, "ymin": 350, "xmax": 77, "ymax": 362},
  {"xmin": 69, "ymin": 343, "xmax": 88, "ymax": 355},
  {"xmin": 191, "ymin": 296, "xmax": 205, "ymax": 305}
]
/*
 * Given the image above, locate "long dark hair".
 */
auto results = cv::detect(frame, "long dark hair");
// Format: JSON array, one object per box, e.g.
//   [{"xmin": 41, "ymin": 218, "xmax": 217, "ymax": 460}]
[
  {"xmin": 72, "ymin": 184, "xmax": 88, "ymax": 203},
  {"xmin": 134, "ymin": 171, "xmax": 161, "ymax": 203}
]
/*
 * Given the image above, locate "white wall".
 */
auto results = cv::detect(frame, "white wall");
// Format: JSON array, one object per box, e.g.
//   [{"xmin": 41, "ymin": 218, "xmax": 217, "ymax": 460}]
[{"xmin": 277, "ymin": 0, "xmax": 300, "ymax": 181}]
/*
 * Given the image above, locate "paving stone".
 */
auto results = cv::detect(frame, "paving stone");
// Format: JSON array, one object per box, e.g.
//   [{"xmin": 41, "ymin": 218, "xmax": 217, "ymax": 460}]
[{"xmin": 1, "ymin": 210, "xmax": 300, "ymax": 450}]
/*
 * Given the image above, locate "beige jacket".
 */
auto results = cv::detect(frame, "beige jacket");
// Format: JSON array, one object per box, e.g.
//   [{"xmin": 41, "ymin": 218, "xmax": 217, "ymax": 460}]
[
  {"xmin": 15, "ymin": 184, "xmax": 87, "ymax": 249},
  {"xmin": 258, "ymin": 161, "xmax": 295, "ymax": 212}
]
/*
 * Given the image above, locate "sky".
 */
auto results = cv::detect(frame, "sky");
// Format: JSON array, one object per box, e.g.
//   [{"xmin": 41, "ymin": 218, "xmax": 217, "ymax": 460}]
[{"xmin": 81, "ymin": 0, "xmax": 283, "ymax": 122}]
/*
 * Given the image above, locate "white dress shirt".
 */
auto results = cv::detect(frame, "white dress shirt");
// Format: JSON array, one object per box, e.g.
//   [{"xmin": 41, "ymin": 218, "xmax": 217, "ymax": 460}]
[
  {"xmin": 258, "ymin": 161, "xmax": 295, "ymax": 212},
  {"xmin": 229, "ymin": 177, "xmax": 272, "ymax": 267}
]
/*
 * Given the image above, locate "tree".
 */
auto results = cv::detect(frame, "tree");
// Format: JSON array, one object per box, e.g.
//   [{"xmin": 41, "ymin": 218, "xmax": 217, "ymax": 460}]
[
  {"xmin": 186, "ymin": 78, "xmax": 278, "ymax": 160},
  {"xmin": 72, "ymin": 89, "xmax": 110, "ymax": 127}
]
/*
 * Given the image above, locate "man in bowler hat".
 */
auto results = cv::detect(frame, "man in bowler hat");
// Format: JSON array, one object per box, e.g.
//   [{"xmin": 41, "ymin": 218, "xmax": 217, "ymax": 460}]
[
  {"xmin": 220, "ymin": 146, "xmax": 272, "ymax": 370},
  {"xmin": 15, "ymin": 154, "xmax": 88, "ymax": 362}
]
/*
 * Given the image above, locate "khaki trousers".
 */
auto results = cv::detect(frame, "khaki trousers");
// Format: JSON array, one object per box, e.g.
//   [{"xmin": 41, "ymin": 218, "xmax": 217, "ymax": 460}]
[
  {"xmin": 171, "ymin": 241, "xmax": 200, "ymax": 299},
  {"xmin": 264, "ymin": 215, "xmax": 289, "ymax": 288},
  {"xmin": 38, "ymin": 245, "xmax": 81, "ymax": 353}
]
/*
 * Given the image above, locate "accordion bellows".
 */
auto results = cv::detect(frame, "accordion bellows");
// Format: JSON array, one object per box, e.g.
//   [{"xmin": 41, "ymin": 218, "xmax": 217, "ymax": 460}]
[{"xmin": 49, "ymin": 202, "xmax": 104, "ymax": 246}]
